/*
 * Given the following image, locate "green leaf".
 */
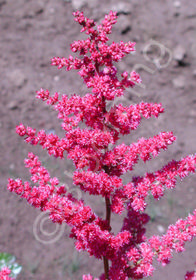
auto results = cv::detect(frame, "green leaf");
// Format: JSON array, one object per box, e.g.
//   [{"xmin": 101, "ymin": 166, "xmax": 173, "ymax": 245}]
[{"xmin": 0, "ymin": 252, "xmax": 22, "ymax": 278}]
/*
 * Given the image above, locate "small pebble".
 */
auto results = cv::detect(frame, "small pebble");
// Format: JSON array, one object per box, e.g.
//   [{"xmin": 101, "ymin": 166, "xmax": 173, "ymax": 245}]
[
  {"xmin": 54, "ymin": 76, "xmax": 60, "ymax": 82},
  {"xmin": 9, "ymin": 164, "xmax": 15, "ymax": 170},
  {"xmin": 72, "ymin": 0, "xmax": 88, "ymax": 10},
  {"xmin": 172, "ymin": 75, "xmax": 185, "ymax": 89},
  {"xmin": 8, "ymin": 69, "xmax": 27, "ymax": 88},
  {"xmin": 173, "ymin": 1, "xmax": 181, "ymax": 8},
  {"xmin": 111, "ymin": 3, "xmax": 131, "ymax": 15},
  {"xmin": 191, "ymin": 43, "xmax": 196, "ymax": 59},
  {"xmin": 157, "ymin": 225, "xmax": 165, "ymax": 234},
  {"xmin": 116, "ymin": 15, "xmax": 131, "ymax": 34},
  {"xmin": 7, "ymin": 101, "xmax": 18, "ymax": 110},
  {"xmin": 189, "ymin": 109, "xmax": 196, "ymax": 118},
  {"xmin": 173, "ymin": 45, "xmax": 186, "ymax": 62}
]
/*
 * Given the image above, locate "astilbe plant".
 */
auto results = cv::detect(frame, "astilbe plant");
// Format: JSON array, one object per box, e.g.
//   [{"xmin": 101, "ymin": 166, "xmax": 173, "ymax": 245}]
[{"xmin": 6, "ymin": 10, "xmax": 196, "ymax": 280}]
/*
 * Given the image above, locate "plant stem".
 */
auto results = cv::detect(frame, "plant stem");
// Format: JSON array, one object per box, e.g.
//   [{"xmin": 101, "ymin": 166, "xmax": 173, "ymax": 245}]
[
  {"xmin": 105, "ymin": 197, "xmax": 111, "ymax": 226},
  {"xmin": 103, "ymin": 256, "xmax": 109, "ymax": 280},
  {"xmin": 104, "ymin": 197, "xmax": 111, "ymax": 279}
]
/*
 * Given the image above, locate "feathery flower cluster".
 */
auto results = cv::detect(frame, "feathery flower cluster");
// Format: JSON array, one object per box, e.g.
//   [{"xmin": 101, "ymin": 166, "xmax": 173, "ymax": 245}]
[
  {"xmin": 83, "ymin": 275, "xmax": 99, "ymax": 280},
  {"xmin": 0, "ymin": 267, "xmax": 15, "ymax": 280},
  {"xmin": 7, "ymin": 10, "xmax": 196, "ymax": 280},
  {"xmin": 102, "ymin": 131, "xmax": 176, "ymax": 176},
  {"xmin": 185, "ymin": 271, "xmax": 196, "ymax": 280},
  {"xmin": 106, "ymin": 102, "xmax": 164, "ymax": 134}
]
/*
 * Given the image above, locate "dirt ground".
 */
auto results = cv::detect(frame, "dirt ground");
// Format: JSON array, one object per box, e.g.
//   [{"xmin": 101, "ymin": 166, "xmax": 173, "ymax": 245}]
[{"xmin": 0, "ymin": 0, "xmax": 196, "ymax": 279}]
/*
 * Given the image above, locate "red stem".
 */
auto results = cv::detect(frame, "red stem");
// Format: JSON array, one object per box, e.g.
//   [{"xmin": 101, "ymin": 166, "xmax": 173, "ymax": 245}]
[{"xmin": 104, "ymin": 197, "xmax": 111, "ymax": 279}]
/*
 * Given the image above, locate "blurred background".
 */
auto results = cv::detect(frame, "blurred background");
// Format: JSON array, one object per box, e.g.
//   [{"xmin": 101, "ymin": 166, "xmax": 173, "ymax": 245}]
[{"xmin": 0, "ymin": 0, "xmax": 196, "ymax": 279}]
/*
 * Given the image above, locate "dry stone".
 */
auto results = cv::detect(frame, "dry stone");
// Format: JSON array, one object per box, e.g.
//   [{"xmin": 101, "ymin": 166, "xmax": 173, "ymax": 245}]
[{"xmin": 8, "ymin": 69, "xmax": 27, "ymax": 88}]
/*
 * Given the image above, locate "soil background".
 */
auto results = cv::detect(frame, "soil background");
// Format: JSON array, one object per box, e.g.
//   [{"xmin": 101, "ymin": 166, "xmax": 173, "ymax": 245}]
[{"xmin": 0, "ymin": 0, "xmax": 196, "ymax": 279}]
